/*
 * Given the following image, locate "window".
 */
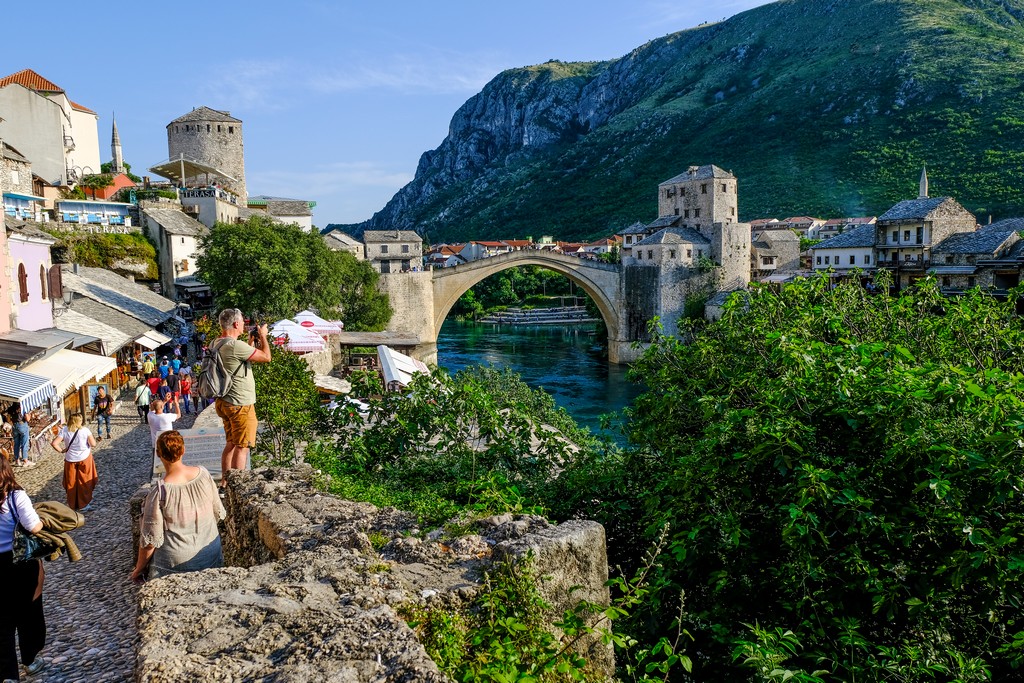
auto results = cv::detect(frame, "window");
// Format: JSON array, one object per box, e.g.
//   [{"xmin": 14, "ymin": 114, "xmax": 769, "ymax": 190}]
[
  {"xmin": 228, "ymin": 126, "xmax": 234, "ymax": 133},
  {"xmin": 945, "ymin": 255, "xmax": 953, "ymax": 264},
  {"xmin": 904, "ymin": 230, "xmax": 911, "ymax": 241},
  {"xmin": 968, "ymin": 276, "xmax": 976, "ymax": 288},
  {"xmin": 637, "ymin": 251, "xmax": 642, "ymax": 260},
  {"xmin": 401, "ymin": 244, "xmax": 410, "ymax": 253},
  {"xmin": 647, "ymin": 250, "xmax": 653, "ymax": 260},
  {"xmin": 381, "ymin": 245, "xmax": 389, "ymax": 254},
  {"xmin": 626, "ymin": 236, "xmax": 632, "ymax": 245},
  {"xmin": 892, "ymin": 231, "xmax": 898, "ymax": 242},
  {"xmin": 207, "ymin": 124, "xmax": 211, "ymax": 132},
  {"xmin": 701, "ymin": 184, "xmax": 707, "ymax": 194},
  {"xmin": 916, "ymin": 226, "xmax": 923, "ymax": 244},
  {"xmin": 39, "ymin": 265, "xmax": 47, "ymax": 301},
  {"xmin": 684, "ymin": 209, "xmax": 690, "ymax": 218},
  {"xmin": 694, "ymin": 208, "xmax": 701, "ymax": 218},
  {"xmin": 217, "ymin": 125, "xmax": 222, "ymax": 132},
  {"xmin": 697, "ymin": 249, "xmax": 703, "ymax": 258},
  {"xmin": 904, "ymin": 254, "xmax": 912, "ymax": 262},
  {"xmin": 966, "ymin": 255, "xmax": 976, "ymax": 265},
  {"xmin": 731, "ymin": 206, "xmax": 736, "ymax": 216},
  {"xmin": 942, "ymin": 277, "xmax": 951, "ymax": 287},
  {"xmin": 181, "ymin": 237, "xmax": 185, "ymax": 244},
  {"xmin": 864, "ymin": 254, "xmax": 871, "ymax": 264},
  {"xmin": 825, "ymin": 255, "xmax": 830, "ymax": 265},
  {"xmin": 816, "ymin": 256, "xmax": 822, "ymax": 265},
  {"xmin": 680, "ymin": 188, "xmax": 686, "ymax": 196},
  {"xmin": 175, "ymin": 126, "xmax": 179, "ymax": 133},
  {"xmin": 849, "ymin": 255, "xmax": 855, "ymax": 265},
  {"xmin": 17, "ymin": 264, "xmax": 27, "ymax": 303},
  {"xmin": 686, "ymin": 249, "xmax": 692, "ymax": 258},
  {"xmin": 669, "ymin": 250, "xmax": 676, "ymax": 259},
  {"xmin": 721, "ymin": 183, "xmax": 727, "ymax": 193},
  {"xmin": 674, "ymin": 208, "xmax": 679, "ymax": 215}
]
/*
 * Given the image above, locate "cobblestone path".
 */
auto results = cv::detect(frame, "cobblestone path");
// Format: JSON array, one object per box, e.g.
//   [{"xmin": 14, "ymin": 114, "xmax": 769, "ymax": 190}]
[{"xmin": 14, "ymin": 401, "xmax": 197, "ymax": 683}]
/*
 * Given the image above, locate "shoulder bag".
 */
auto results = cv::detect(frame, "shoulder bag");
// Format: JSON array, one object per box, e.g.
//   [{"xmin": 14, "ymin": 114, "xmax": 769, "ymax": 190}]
[{"xmin": 8, "ymin": 492, "xmax": 57, "ymax": 564}]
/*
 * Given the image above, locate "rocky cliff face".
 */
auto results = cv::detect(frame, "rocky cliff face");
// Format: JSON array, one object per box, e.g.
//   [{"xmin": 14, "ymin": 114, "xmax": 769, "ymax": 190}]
[{"xmin": 351, "ymin": 0, "xmax": 1024, "ymax": 242}]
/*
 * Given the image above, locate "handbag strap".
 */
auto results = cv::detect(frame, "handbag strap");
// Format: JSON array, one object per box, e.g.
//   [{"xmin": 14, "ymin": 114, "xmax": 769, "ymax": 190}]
[{"xmin": 64, "ymin": 429, "xmax": 80, "ymax": 453}]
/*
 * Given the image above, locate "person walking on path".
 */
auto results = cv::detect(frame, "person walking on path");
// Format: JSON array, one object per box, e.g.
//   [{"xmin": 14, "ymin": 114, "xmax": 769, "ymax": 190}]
[
  {"xmin": 91, "ymin": 386, "xmax": 113, "ymax": 441},
  {"xmin": 0, "ymin": 456, "xmax": 46, "ymax": 680},
  {"xmin": 179, "ymin": 372, "xmax": 194, "ymax": 415},
  {"xmin": 147, "ymin": 399, "xmax": 180, "ymax": 452},
  {"xmin": 50, "ymin": 415, "xmax": 97, "ymax": 512},
  {"xmin": 135, "ymin": 381, "xmax": 152, "ymax": 424},
  {"xmin": 212, "ymin": 308, "xmax": 271, "ymax": 483},
  {"xmin": 131, "ymin": 430, "xmax": 225, "ymax": 582},
  {"xmin": 8, "ymin": 405, "xmax": 33, "ymax": 470},
  {"xmin": 142, "ymin": 355, "xmax": 155, "ymax": 377}
]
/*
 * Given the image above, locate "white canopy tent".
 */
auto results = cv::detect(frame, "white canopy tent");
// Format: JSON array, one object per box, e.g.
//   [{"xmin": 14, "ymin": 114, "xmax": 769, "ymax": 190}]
[
  {"xmin": 293, "ymin": 310, "xmax": 343, "ymax": 336},
  {"xmin": 376, "ymin": 345, "xmax": 429, "ymax": 390},
  {"xmin": 270, "ymin": 320, "xmax": 327, "ymax": 354},
  {"xmin": 22, "ymin": 349, "xmax": 117, "ymax": 397}
]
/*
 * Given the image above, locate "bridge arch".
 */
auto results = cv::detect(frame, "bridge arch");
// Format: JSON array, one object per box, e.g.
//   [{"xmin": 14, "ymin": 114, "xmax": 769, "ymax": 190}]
[{"xmin": 431, "ymin": 251, "xmax": 622, "ymax": 340}]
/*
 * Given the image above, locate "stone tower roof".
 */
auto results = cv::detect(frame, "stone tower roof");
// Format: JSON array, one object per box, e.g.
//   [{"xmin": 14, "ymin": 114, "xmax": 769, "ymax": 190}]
[
  {"xmin": 659, "ymin": 165, "xmax": 734, "ymax": 185},
  {"xmin": 168, "ymin": 106, "xmax": 242, "ymax": 126}
]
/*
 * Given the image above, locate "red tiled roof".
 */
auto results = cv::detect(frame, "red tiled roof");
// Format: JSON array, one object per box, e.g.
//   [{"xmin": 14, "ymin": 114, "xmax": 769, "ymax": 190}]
[
  {"xmin": 69, "ymin": 100, "xmax": 96, "ymax": 115},
  {"xmin": 0, "ymin": 69, "xmax": 64, "ymax": 93},
  {"xmin": 783, "ymin": 216, "xmax": 818, "ymax": 223},
  {"xmin": 848, "ymin": 216, "xmax": 877, "ymax": 224},
  {"xmin": 823, "ymin": 218, "xmax": 847, "ymax": 226},
  {"xmin": 474, "ymin": 241, "xmax": 507, "ymax": 247},
  {"xmin": 502, "ymin": 240, "xmax": 532, "ymax": 247},
  {"xmin": 749, "ymin": 218, "xmax": 779, "ymax": 226}
]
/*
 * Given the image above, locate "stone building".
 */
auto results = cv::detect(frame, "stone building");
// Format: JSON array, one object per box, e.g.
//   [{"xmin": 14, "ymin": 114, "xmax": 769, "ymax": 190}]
[
  {"xmin": 166, "ymin": 107, "xmax": 246, "ymax": 200},
  {"xmin": 246, "ymin": 195, "xmax": 316, "ymax": 231},
  {"xmin": 622, "ymin": 165, "xmax": 750, "ymax": 339},
  {"xmin": 930, "ymin": 221, "xmax": 1022, "ymax": 292},
  {"xmin": 140, "ymin": 206, "xmax": 209, "ymax": 301},
  {"xmin": 322, "ymin": 229, "xmax": 364, "ymax": 259},
  {"xmin": 363, "ymin": 230, "xmax": 423, "ymax": 273},
  {"xmin": 1, "ymin": 143, "xmax": 43, "ymax": 222},
  {"xmin": 0, "ymin": 69, "xmax": 101, "ymax": 187},
  {"xmin": 751, "ymin": 229, "xmax": 801, "ymax": 279},
  {"xmin": 874, "ymin": 197, "xmax": 976, "ymax": 290}
]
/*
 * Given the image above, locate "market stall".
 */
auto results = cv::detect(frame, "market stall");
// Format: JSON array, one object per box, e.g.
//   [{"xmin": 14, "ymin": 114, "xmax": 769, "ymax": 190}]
[
  {"xmin": 22, "ymin": 348, "xmax": 118, "ymax": 420},
  {"xmin": 0, "ymin": 366, "xmax": 60, "ymax": 460}
]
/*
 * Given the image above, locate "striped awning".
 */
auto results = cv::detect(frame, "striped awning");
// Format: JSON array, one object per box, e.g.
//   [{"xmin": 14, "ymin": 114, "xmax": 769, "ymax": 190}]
[
  {"xmin": 0, "ymin": 366, "xmax": 57, "ymax": 412},
  {"xmin": 21, "ymin": 349, "xmax": 117, "ymax": 397}
]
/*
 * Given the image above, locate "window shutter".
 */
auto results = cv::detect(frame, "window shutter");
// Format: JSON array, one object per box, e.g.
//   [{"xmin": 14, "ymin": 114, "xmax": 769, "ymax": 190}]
[
  {"xmin": 18, "ymin": 264, "xmax": 28, "ymax": 303},
  {"xmin": 39, "ymin": 265, "xmax": 47, "ymax": 300},
  {"xmin": 48, "ymin": 265, "xmax": 63, "ymax": 301}
]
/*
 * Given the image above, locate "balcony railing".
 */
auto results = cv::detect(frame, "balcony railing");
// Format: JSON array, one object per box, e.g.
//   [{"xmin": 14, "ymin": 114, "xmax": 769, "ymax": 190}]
[
  {"xmin": 63, "ymin": 135, "xmax": 75, "ymax": 151},
  {"xmin": 877, "ymin": 258, "xmax": 930, "ymax": 269}
]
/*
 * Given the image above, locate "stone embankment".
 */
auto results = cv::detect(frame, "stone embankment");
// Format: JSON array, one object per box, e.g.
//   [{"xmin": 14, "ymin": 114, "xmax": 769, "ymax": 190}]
[{"xmin": 132, "ymin": 465, "xmax": 613, "ymax": 681}]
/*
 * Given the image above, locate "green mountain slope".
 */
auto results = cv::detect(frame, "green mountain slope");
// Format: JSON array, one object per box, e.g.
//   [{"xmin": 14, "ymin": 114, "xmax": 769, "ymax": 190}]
[{"xmin": 350, "ymin": 0, "xmax": 1024, "ymax": 242}]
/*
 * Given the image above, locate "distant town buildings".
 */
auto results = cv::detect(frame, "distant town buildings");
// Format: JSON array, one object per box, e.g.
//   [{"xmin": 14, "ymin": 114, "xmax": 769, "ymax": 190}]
[{"xmin": 363, "ymin": 230, "xmax": 423, "ymax": 273}]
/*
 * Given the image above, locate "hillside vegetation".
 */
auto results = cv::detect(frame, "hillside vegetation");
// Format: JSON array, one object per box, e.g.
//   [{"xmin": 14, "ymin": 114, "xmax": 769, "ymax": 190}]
[{"xmin": 349, "ymin": 0, "xmax": 1024, "ymax": 243}]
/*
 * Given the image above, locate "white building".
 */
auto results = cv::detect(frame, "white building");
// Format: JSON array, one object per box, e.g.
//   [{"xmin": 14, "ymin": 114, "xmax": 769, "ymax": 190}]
[
  {"xmin": 247, "ymin": 195, "xmax": 316, "ymax": 231},
  {"xmin": 809, "ymin": 223, "xmax": 876, "ymax": 273},
  {"xmin": 0, "ymin": 69, "xmax": 101, "ymax": 187},
  {"xmin": 141, "ymin": 206, "xmax": 209, "ymax": 301}
]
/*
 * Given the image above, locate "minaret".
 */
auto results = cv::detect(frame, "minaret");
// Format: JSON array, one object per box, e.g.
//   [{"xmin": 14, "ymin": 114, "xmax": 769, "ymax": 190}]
[
  {"xmin": 111, "ymin": 115, "xmax": 124, "ymax": 175},
  {"xmin": 918, "ymin": 166, "xmax": 928, "ymax": 199}
]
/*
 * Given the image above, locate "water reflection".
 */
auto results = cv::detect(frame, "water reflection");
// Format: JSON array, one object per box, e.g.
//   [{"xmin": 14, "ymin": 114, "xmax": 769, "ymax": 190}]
[{"xmin": 436, "ymin": 320, "xmax": 642, "ymax": 437}]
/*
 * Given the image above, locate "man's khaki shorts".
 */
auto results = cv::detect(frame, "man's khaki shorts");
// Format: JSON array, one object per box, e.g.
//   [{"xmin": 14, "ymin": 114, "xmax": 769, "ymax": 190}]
[{"xmin": 215, "ymin": 399, "xmax": 258, "ymax": 448}]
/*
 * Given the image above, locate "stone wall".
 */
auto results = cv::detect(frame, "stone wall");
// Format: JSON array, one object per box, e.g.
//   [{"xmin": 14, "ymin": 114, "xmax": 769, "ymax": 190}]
[
  {"xmin": 299, "ymin": 346, "xmax": 334, "ymax": 376},
  {"xmin": 133, "ymin": 465, "xmax": 613, "ymax": 681}
]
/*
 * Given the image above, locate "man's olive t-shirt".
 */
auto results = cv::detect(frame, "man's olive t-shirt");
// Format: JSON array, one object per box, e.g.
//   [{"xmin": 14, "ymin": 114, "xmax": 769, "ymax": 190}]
[{"xmin": 216, "ymin": 338, "xmax": 257, "ymax": 406}]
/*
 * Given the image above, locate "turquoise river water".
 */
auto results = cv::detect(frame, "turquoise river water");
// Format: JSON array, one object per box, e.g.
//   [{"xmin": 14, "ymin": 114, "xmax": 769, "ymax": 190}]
[{"xmin": 435, "ymin": 320, "xmax": 643, "ymax": 437}]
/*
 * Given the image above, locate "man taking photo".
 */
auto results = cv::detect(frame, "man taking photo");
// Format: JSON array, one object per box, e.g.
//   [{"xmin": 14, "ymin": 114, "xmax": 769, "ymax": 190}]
[{"xmin": 211, "ymin": 308, "xmax": 271, "ymax": 486}]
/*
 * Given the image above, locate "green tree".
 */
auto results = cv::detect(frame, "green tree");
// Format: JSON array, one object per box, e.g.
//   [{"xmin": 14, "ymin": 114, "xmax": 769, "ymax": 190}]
[
  {"xmin": 620, "ymin": 272, "xmax": 1024, "ymax": 680},
  {"xmin": 100, "ymin": 161, "xmax": 142, "ymax": 183},
  {"xmin": 196, "ymin": 215, "xmax": 391, "ymax": 329},
  {"xmin": 252, "ymin": 344, "xmax": 322, "ymax": 464},
  {"xmin": 78, "ymin": 173, "xmax": 114, "ymax": 199}
]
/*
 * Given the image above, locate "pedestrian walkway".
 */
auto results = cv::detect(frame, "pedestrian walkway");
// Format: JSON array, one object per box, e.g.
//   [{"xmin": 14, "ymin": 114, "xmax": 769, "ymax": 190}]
[{"xmin": 14, "ymin": 403, "xmax": 197, "ymax": 683}]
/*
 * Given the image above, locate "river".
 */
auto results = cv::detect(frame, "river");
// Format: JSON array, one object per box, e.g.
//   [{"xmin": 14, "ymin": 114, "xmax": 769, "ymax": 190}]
[{"xmin": 435, "ymin": 320, "xmax": 643, "ymax": 437}]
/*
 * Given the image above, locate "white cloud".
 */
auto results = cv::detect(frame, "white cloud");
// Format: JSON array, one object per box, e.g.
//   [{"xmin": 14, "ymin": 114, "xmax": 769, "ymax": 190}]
[{"xmin": 310, "ymin": 53, "xmax": 503, "ymax": 95}]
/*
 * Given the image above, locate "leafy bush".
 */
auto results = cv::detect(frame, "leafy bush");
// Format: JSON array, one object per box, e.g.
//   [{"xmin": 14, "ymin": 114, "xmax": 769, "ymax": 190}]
[{"xmin": 622, "ymin": 271, "xmax": 1024, "ymax": 679}]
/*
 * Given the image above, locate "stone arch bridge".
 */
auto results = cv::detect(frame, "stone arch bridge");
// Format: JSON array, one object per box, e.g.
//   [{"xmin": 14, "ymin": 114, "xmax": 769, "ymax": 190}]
[{"xmin": 378, "ymin": 250, "xmax": 639, "ymax": 365}]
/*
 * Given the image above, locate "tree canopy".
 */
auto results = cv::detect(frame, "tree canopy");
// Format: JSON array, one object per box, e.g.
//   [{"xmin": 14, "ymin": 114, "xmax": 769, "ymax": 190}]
[{"xmin": 196, "ymin": 215, "xmax": 392, "ymax": 329}]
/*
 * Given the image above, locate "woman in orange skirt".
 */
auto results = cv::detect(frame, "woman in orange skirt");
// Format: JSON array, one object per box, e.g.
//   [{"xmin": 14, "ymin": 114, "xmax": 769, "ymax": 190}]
[{"xmin": 49, "ymin": 414, "xmax": 98, "ymax": 511}]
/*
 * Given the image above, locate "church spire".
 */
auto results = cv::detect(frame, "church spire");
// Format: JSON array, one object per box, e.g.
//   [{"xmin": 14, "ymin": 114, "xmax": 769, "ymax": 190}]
[
  {"xmin": 918, "ymin": 165, "xmax": 928, "ymax": 199},
  {"xmin": 111, "ymin": 114, "xmax": 124, "ymax": 175}
]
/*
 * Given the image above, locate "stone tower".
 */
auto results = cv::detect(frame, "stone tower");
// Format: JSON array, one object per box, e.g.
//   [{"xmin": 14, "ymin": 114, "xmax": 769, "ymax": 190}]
[
  {"xmin": 110, "ymin": 115, "xmax": 124, "ymax": 175},
  {"xmin": 166, "ymin": 106, "xmax": 246, "ymax": 200}
]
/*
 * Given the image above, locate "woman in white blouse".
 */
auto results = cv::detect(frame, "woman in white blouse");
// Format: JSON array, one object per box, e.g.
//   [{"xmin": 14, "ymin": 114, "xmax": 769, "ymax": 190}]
[
  {"xmin": 131, "ymin": 430, "xmax": 225, "ymax": 582},
  {"xmin": 0, "ymin": 455, "xmax": 47, "ymax": 678},
  {"xmin": 50, "ymin": 414, "xmax": 98, "ymax": 512}
]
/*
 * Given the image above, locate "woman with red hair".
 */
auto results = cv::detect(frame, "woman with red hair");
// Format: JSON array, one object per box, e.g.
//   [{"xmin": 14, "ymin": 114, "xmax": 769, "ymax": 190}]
[{"xmin": 130, "ymin": 430, "xmax": 225, "ymax": 582}]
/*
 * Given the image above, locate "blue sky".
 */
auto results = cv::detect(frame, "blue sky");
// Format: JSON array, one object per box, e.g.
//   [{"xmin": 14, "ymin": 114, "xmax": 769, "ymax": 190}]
[{"xmin": 6, "ymin": 0, "xmax": 771, "ymax": 227}]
